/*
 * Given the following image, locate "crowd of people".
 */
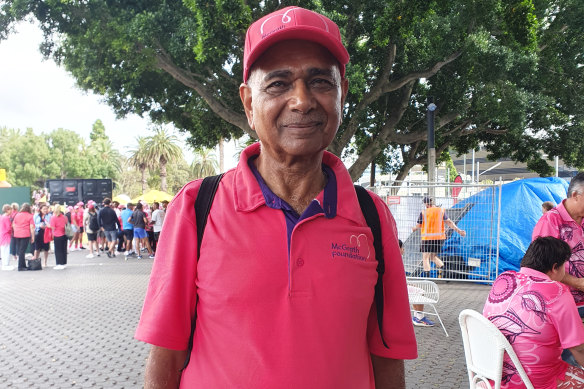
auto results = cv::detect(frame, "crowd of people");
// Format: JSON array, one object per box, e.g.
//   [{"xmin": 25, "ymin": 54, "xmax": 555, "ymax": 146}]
[{"xmin": 0, "ymin": 197, "xmax": 168, "ymax": 271}]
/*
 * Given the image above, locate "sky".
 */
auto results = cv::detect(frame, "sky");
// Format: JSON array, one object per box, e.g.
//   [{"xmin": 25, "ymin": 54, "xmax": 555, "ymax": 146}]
[{"xmin": 0, "ymin": 21, "xmax": 237, "ymax": 168}]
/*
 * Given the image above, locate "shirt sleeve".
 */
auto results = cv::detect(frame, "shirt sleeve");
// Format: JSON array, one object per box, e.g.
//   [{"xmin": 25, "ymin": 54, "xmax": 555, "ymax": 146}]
[
  {"xmin": 366, "ymin": 192, "xmax": 418, "ymax": 359},
  {"xmin": 532, "ymin": 213, "xmax": 560, "ymax": 240},
  {"xmin": 550, "ymin": 285, "xmax": 584, "ymax": 349},
  {"xmin": 134, "ymin": 180, "xmax": 202, "ymax": 350},
  {"xmin": 417, "ymin": 212, "xmax": 423, "ymax": 225}
]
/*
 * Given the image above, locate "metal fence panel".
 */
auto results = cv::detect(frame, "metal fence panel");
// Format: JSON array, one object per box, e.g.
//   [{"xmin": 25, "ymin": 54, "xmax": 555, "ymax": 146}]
[{"xmin": 371, "ymin": 182, "xmax": 501, "ymax": 282}]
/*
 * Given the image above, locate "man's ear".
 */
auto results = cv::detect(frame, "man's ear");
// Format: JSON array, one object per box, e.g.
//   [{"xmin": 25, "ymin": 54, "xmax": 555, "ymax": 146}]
[
  {"xmin": 340, "ymin": 78, "xmax": 349, "ymax": 106},
  {"xmin": 339, "ymin": 78, "xmax": 349, "ymax": 126},
  {"xmin": 239, "ymin": 83, "xmax": 254, "ymax": 130}
]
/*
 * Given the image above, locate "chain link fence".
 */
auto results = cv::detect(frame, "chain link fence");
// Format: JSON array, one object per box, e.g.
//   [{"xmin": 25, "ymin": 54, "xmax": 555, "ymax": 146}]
[{"xmin": 370, "ymin": 182, "xmax": 502, "ymax": 282}]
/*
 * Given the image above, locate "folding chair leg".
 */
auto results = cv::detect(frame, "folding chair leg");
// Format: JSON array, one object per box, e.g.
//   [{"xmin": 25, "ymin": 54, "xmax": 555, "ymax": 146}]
[{"xmin": 430, "ymin": 305, "xmax": 449, "ymax": 337}]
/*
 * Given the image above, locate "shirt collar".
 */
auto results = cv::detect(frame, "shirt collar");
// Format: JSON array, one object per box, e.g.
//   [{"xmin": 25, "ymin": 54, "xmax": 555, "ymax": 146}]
[
  {"xmin": 232, "ymin": 143, "xmax": 363, "ymax": 224},
  {"xmin": 519, "ymin": 267, "xmax": 551, "ymax": 280},
  {"xmin": 246, "ymin": 152, "xmax": 337, "ymax": 219},
  {"xmin": 557, "ymin": 200, "xmax": 584, "ymax": 226}
]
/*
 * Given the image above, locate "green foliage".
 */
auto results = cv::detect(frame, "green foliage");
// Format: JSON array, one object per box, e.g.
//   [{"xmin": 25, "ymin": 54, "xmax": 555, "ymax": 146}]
[
  {"xmin": 89, "ymin": 119, "xmax": 108, "ymax": 142},
  {"xmin": 441, "ymin": 152, "xmax": 459, "ymax": 182},
  {"xmin": 0, "ymin": 126, "xmax": 122, "ymax": 189},
  {"xmin": 191, "ymin": 148, "xmax": 219, "ymax": 179},
  {"xmin": 2, "ymin": 0, "xmax": 583, "ymax": 181}
]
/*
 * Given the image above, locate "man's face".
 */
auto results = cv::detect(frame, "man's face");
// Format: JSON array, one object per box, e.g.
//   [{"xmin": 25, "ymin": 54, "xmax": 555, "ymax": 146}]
[
  {"xmin": 568, "ymin": 190, "xmax": 584, "ymax": 217},
  {"xmin": 240, "ymin": 40, "xmax": 348, "ymax": 161}
]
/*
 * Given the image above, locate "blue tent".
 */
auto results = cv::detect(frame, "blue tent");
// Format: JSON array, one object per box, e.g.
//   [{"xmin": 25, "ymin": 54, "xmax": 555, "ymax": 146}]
[{"xmin": 442, "ymin": 177, "xmax": 568, "ymax": 280}]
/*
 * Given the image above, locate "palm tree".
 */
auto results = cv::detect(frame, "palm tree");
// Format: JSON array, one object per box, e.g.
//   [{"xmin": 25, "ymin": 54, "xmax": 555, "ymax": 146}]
[
  {"xmin": 191, "ymin": 148, "xmax": 219, "ymax": 179},
  {"xmin": 90, "ymin": 138, "xmax": 122, "ymax": 178},
  {"xmin": 145, "ymin": 128, "xmax": 183, "ymax": 192},
  {"xmin": 128, "ymin": 136, "xmax": 151, "ymax": 194}
]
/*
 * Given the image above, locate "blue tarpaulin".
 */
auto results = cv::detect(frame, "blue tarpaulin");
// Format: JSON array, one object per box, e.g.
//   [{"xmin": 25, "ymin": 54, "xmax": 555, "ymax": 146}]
[{"xmin": 442, "ymin": 177, "xmax": 568, "ymax": 280}]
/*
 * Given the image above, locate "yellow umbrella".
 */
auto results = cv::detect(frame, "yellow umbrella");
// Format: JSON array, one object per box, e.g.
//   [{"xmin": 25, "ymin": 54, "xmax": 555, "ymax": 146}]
[
  {"xmin": 113, "ymin": 194, "xmax": 132, "ymax": 204},
  {"xmin": 131, "ymin": 189, "xmax": 174, "ymax": 204}
]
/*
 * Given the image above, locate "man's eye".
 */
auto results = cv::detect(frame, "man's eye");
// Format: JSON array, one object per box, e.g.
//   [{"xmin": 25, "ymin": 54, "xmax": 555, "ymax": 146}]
[
  {"xmin": 311, "ymin": 78, "xmax": 334, "ymax": 88},
  {"xmin": 266, "ymin": 81, "xmax": 287, "ymax": 89}
]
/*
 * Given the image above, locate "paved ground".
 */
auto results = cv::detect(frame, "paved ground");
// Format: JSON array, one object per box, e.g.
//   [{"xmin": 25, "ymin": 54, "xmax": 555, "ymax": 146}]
[{"xmin": 0, "ymin": 249, "xmax": 491, "ymax": 388}]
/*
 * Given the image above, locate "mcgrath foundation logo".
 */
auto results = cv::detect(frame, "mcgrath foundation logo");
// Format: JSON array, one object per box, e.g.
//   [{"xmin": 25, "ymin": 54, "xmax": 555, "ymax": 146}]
[{"xmin": 331, "ymin": 234, "xmax": 370, "ymax": 261}]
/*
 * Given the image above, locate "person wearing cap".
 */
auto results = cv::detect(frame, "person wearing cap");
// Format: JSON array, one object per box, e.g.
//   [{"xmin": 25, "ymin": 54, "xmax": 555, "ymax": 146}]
[
  {"xmin": 136, "ymin": 7, "xmax": 417, "ymax": 388},
  {"xmin": 412, "ymin": 196, "xmax": 466, "ymax": 277}
]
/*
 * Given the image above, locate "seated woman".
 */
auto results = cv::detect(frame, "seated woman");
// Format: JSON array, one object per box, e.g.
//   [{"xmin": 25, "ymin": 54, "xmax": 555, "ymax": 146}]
[{"xmin": 483, "ymin": 236, "xmax": 584, "ymax": 388}]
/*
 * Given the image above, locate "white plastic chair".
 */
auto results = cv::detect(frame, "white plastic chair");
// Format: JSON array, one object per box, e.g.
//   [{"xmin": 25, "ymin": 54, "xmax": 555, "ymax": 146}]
[
  {"xmin": 406, "ymin": 279, "xmax": 448, "ymax": 336},
  {"xmin": 458, "ymin": 309, "xmax": 534, "ymax": 389}
]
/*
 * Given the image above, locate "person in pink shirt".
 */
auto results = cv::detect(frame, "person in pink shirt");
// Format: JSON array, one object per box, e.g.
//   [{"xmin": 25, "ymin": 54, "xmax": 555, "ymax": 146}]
[
  {"xmin": 533, "ymin": 172, "xmax": 584, "ymax": 309},
  {"xmin": 50, "ymin": 205, "xmax": 68, "ymax": 270},
  {"xmin": 483, "ymin": 237, "xmax": 584, "ymax": 388},
  {"xmin": 135, "ymin": 7, "xmax": 417, "ymax": 389},
  {"xmin": 69, "ymin": 204, "xmax": 85, "ymax": 251},
  {"xmin": 12, "ymin": 203, "xmax": 35, "ymax": 271},
  {"xmin": 0, "ymin": 204, "xmax": 14, "ymax": 270}
]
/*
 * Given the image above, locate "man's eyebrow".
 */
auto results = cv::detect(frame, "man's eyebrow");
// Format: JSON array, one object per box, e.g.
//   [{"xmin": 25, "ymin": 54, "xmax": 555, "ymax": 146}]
[
  {"xmin": 262, "ymin": 67, "xmax": 335, "ymax": 82},
  {"xmin": 307, "ymin": 68, "xmax": 334, "ymax": 77},
  {"xmin": 263, "ymin": 70, "xmax": 292, "ymax": 82}
]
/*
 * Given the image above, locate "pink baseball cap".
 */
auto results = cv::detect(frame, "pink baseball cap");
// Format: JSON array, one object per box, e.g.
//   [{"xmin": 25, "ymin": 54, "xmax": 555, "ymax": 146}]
[{"xmin": 243, "ymin": 6, "xmax": 349, "ymax": 82}]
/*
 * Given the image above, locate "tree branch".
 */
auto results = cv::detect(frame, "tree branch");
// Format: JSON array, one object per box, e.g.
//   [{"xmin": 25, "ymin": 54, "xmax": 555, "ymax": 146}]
[
  {"xmin": 150, "ymin": 43, "xmax": 253, "ymax": 137},
  {"xmin": 347, "ymin": 81, "xmax": 415, "ymax": 179},
  {"xmin": 330, "ymin": 49, "xmax": 461, "ymax": 155},
  {"xmin": 385, "ymin": 51, "xmax": 462, "ymax": 93}
]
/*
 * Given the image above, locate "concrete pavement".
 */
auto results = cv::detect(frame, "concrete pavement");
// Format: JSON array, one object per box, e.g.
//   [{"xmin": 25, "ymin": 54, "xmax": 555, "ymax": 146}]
[{"xmin": 0, "ymin": 249, "xmax": 490, "ymax": 388}]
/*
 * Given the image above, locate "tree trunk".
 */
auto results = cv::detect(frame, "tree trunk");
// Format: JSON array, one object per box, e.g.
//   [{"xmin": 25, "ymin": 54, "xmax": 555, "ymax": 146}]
[
  {"xmin": 141, "ymin": 168, "xmax": 146, "ymax": 194},
  {"xmin": 160, "ymin": 160, "xmax": 168, "ymax": 192},
  {"xmin": 219, "ymin": 137, "xmax": 224, "ymax": 173}
]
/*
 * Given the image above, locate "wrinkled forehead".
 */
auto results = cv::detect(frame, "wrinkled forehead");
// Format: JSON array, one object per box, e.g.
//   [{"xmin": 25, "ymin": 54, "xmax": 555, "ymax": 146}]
[{"xmin": 247, "ymin": 40, "xmax": 341, "ymax": 85}]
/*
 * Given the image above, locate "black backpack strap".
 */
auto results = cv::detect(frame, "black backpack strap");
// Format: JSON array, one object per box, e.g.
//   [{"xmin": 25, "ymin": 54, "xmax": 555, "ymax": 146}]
[
  {"xmin": 354, "ymin": 185, "xmax": 389, "ymax": 349},
  {"xmin": 182, "ymin": 173, "xmax": 224, "ymax": 371}
]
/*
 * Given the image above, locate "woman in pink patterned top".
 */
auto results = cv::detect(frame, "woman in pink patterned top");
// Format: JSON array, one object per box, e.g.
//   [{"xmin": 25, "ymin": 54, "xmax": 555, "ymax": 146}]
[{"xmin": 484, "ymin": 237, "xmax": 584, "ymax": 388}]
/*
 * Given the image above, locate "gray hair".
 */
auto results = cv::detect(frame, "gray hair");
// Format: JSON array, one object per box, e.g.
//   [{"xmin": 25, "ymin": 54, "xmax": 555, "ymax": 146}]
[{"xmin": 568, "ymin": 172, "xmax": 584, "ymax": 197}]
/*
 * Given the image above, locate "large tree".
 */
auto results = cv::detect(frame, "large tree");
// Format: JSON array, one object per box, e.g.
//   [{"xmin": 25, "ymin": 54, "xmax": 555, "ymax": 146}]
[{"xmin": 2, "ymin": 1, "xmax": 583, "ymax": 180}]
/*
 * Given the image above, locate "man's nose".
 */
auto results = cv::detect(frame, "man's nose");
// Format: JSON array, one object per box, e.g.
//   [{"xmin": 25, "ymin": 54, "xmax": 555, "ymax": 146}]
[{"xmin": 288, "ymin": 81, "xmax": 316, "ymax": 113}]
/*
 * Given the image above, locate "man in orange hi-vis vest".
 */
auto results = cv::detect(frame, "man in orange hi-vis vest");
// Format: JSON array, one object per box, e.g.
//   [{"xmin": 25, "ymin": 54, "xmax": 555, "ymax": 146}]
[{"xmin": 412, "ymin": 196, "xmax": 466, "ymax": 277}]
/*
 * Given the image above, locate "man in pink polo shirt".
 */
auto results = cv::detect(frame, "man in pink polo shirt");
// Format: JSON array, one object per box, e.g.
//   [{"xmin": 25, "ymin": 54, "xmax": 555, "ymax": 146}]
[
  {"xmin": 135, "ymin": 6, "xmax": 417, "ymax": 388},
  {"xmin": 533, "ymin": 172, "xmax": 584, "ymax": 308},
  {"xmin": 483, "ymin": 237, "xmax": 584, "ymax": 388}
]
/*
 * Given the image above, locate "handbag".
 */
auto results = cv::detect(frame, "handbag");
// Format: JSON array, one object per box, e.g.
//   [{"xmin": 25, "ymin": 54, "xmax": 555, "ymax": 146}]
[
  {"xmin": 28, "ymin": 258, "xmax": 42, "ymax": 271},
  {"xmin": 65, "ymin": 223, "xmax": 74, "ymax": 239},
  {"xmin": 43, "ymin": 227, "xmax": 53, "ymax": 243}
]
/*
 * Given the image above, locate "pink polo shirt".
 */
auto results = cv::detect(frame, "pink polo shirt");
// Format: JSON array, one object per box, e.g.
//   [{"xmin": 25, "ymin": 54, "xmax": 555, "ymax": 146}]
[
  {"xmin": 135, "ymin": 143, "xmax": 417, "ymax": 388},
  {"xmin": 483, "ymin": 268, "xmax": 584, "ymax": 389},
  {"xmin": 0, "ymin": 214, "xmax": 11, "ymax": 246},
  {"xmin": 533, "ymin": 200, "xmax": 584, "ymax": 306},
  {"xmin": 12, "ymin": 212, "xmax": 34, "ymax": 238},
  {"xmin": 50, "ymin": 214, "xmax": 67, "ymax": 238}
]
